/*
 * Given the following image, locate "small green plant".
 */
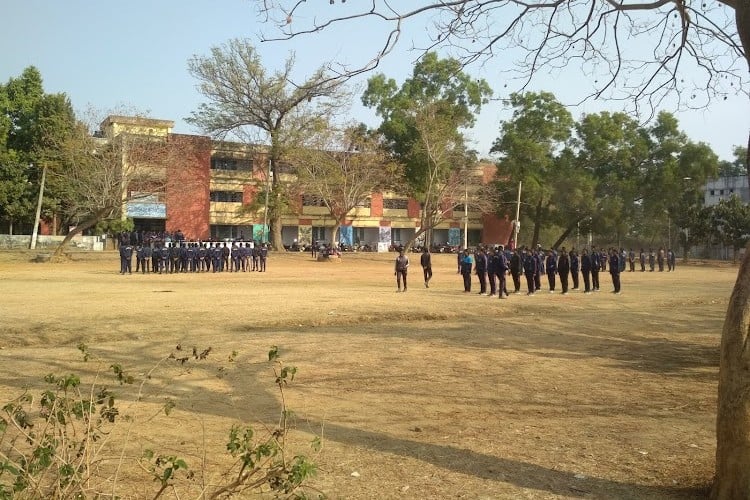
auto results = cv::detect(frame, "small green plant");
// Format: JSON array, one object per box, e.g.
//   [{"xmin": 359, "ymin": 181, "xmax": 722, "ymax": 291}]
[{"xmin": 0, "ymin": 345, "xmax": 322, "ymax": 499}]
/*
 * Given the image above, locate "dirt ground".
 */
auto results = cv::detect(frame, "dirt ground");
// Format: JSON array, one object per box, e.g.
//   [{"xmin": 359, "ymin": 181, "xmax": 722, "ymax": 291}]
[{"xmin": 0, "ymin": 249, "xmax": 733, "ymax": 499}]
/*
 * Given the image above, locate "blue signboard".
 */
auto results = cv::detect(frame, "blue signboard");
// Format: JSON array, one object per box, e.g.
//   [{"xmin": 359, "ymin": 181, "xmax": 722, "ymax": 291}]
[
  {"xmin": 339, "ymin": 225, "xmax": 353, "ymax": 246},
  {"xmin": 127, "ymin": 202, "xmax": 166, "ymax": 219},
  {"xmin": 448, "ymin": 227, "xmax": 461, "ymax": 246}
]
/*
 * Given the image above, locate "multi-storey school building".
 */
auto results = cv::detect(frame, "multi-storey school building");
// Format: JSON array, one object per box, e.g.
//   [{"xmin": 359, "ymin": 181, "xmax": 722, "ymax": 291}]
[{"xmin": 103, "ymin": 115, "xmax": 513, "ymax": 249}]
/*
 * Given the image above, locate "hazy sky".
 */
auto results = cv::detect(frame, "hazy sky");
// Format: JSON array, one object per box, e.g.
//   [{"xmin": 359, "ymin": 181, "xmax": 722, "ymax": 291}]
[{"xmin": 3, "ymin": 0, "xmax": 748, "ymax": 161}]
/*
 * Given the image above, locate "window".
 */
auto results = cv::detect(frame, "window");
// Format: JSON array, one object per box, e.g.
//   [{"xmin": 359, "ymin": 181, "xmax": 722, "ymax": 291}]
[
  {"xmin": 355, "ymin": 198, "xmax": 372, "ymax": 208},
  {"xmin": 383, "ymin": 198, "xmax": 408, "ymax": 209},
  {"xmin": 211, "ymin": 157, "xmax": 252, "ymax": 171},
  {"xmin": 392, "ymin": 228, "xmax": 403, "ymax": 243},
  {"xmin": 720, "ymin": 189, "xmax": 725, "ymax": 195},
  {"xmin": 302, "ymin": 194, "xmax": 326, "ymax": 207},
  {"xmin": 210, "ymin": 191, "xmax": 243, "ymax": 203},
  {"xmin": 710, "ymin": 190, "xmax": 715, "ymax": 196},
  {"xmin": 312, "ymin": 227, "xmax": 326, "ymax": 242},
  {"xmin": 454, "ymin": 204, "xmax": 466, "ymax": 212}
]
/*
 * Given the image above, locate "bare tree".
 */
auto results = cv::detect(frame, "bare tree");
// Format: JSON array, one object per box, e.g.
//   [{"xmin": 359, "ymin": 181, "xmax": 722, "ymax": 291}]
[
  {"xmin": 286, "ymin": 124, "xmax": 400, "ymax": 247},
  {"xmin": 255, "ymin": 2, "xmax": 750, "ymax": 497},
  {"xmin": 187, "ymin": 38, "xmax": 349, "ymax": 250},
  {"xmin": 410, "ymin": 103, "xmax": 499, "ymax": 249},
  {"xmin": 46, "ymin": 116, "xmax": 177, "ymax": 257}
]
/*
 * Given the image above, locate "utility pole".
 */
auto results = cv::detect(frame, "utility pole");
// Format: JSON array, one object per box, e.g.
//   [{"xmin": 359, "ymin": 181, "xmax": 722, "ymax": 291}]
[
  {"xmin": 513, "ymin": 181, "xmax": 522, "ymax": 249},
  {"xmin": 463, "ymin": 173, "xmax": 468, "ymax": 249},
  {"xmin": 262, "ymin": 158, "xmax": 271, "ymax": 244},
  {"xmin": 29, "ymin": 164, "xmax": 46, "ymax": 250}
]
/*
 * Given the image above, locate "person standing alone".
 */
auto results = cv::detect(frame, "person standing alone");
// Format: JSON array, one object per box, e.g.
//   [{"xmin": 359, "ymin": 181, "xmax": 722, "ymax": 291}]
[
  {"xmin": 395, "ymin": 250, "xmax": 410, "ymax": 292},
  {"xmin": 420, "ymin": 247, "xmax": 433, "ymax": 288}
]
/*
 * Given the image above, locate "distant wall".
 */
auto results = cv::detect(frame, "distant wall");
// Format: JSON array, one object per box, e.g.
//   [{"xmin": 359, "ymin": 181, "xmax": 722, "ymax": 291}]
[{"xmin": 0, "ymin": 234, "xmax": 105, "ymax": 251}]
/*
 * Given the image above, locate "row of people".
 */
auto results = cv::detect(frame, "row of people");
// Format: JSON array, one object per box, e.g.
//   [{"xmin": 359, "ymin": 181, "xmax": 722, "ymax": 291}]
[
  {"xmin": 118, "ymin": 241, "xmax": 269, "ymax": 274},
  {"xmin": 457, "ymin": 245, "xmax": 627, "ymax": 296}
]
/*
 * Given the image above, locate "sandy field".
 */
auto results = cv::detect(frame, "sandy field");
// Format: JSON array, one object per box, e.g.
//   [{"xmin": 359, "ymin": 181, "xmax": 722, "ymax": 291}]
[{"xmin": 0, "ymin": 249, "xmax": 734, "ymax": 499}]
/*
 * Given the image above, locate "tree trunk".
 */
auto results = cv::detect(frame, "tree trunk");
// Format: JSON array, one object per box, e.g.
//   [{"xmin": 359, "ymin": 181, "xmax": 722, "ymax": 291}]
[
  {"xmin": 329, "ymin": 221, "xmax": 341, "ymax": 248},
  {"xmin": 52, "ymin": 210, "xmax": 108, "ymax": 257},
  {"xmin": 712, "ymin": 243, "xmax": 750, "ymax": 499},
  {"xmin": 550, "ymin": 218, "xmax": 584, "ymax": 250}
]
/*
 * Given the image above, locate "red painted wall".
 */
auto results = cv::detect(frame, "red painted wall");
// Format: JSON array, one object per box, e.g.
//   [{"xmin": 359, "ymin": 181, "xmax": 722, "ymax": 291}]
[
  {"xmin": 482, "ymin": 213, "xmax": 514, "ymax": 246},
  {"xmin": 165, "ymin": 134, "xmax": 211, "ymax": 240},
  {"xmin": 371, "ymin": 192, "xmax": 383, "ymax": 217}
]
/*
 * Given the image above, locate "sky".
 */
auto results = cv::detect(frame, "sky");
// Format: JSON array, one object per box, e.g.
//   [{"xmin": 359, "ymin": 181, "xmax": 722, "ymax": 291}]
[{"xmin": 2, "ymin": 0, "xmax": 748, "ymax": 162}]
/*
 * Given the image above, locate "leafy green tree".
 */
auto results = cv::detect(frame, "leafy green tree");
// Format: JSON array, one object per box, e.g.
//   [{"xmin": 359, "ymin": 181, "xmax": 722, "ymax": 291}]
[
  {"xmin": 187, "ymin": 38, "xmax": 348, "ymax": 250},
  {"xmin": 711, "ymin": 196, "xmax": 750, "ymax": 262},
  {"xmin": 717, "ymin": 146, "xmax": 747, "ymax": 178},
  {"xmin": 491, "ymin": 92, "xmax": 574, "ymax": 248},
  {"xmin": 362, "ymin": 53, "xmax": 493, "ymax": 249},
  {"xmin": 0, "ymin": 66, "xmax": 76, "ymax": 234}
]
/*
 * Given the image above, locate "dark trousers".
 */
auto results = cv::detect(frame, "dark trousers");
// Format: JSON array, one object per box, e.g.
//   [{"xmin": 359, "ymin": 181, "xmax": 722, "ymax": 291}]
[
  {"xmin": 591, "ymin": 269, "xmax": 600, "ymax": 290},
  {"xmin": 571, "ymin": 270, "xmax": 579, "ymax": 289},
  {"xmin": 511, "ymin": 271, "xmax": 521, "ymax": 292},
  {"xmin": 462, "ymin": 272, "xmax": 472, "ymax": 292},
  {"xmin": 477, "ymin": 271, "xmax": 487, "ymax": 293},
  {"xmin": 525, "ymin": 272, "xmax": 535, "ymax": 294},
  {"xmin": 497, "ymin": 272, "xmax": 507, "ymax": 296},
  {"xmin": 559, "ymin": 271, "xmax": 569, "ymax": 294},
  {"xmin": 611, "ymin": 272, "xmax": 621, "ymax": 293},
  {"xmin": 534, "ymin": 271, "xmax": 541, "ymax": 291},
  {"xmin": 547, "ymin": 271, "xmax": 556, "ymax": 291},
  {"xmin": 397, "ymin": 270, "xmax": 408, "ymax": 290},
  {"xmin": 582, "ymin": 270, "xmax": 591, "ymax": 292},
  {"xmin": 488, "ymin": 272, "xmax": 496, "ymax": 295},
  {"xmin": 423, "ymin": 267, "xmax": 432, "ymax": 284}
]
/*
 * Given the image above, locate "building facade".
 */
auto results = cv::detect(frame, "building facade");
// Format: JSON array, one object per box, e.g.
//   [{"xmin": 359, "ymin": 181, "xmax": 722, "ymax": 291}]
[
  {"xmin": 704, "ymin": 176, "xmax": 750, "ymax": 206},
  {"xmin": 104, "ymin": 116, "xmax": 513, "ymax": 249}
]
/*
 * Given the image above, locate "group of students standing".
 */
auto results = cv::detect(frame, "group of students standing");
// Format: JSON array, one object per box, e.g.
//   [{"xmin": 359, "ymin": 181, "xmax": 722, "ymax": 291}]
[
  {"xmin": 455, "ymin": 245, "xmax": 642, "ymax": 296},
  {"xmin": 118, "ymin": 240, "xmax": 269, "ymax": 275}
]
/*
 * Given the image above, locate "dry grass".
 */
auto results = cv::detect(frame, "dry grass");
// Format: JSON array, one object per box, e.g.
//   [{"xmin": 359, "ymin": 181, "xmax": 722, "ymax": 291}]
[{"xmin": 0, "ymin": 249, "xmax": 731, "ymax": 499}]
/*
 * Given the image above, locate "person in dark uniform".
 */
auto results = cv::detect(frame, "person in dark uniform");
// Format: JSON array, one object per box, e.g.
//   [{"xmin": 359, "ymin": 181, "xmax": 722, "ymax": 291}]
[
  {"xmin": 667, "ymin": 248, "xmax": 676, "ymax": 271},
  {"xmin": 311, "ymin": 239, "xmax": 318, "ymax": 259},
  {"xmin": 198, "ymin": 243, "xmax": 208, "ymax": 272},
  {"xmin": 142, "ymin": 243, "xmax": 152, "ymax": 274},
  {"xmin": 522, "ymin": 248, "xmax": 536, "ymax": 296},
  {"xmin": 259, "ymin": 244, "xmax": 268, "ymax": 271},
  {"xmin": 420, "ymin": 247, "xmax": 433, "ymax": 288},
  {"xmin": 569, "ymin": 248, "xmax": 579, "ymax": 290},
  {"xmin": 159, "ymin": 243, "xmax": 170, "ymax": 274},
  {"xmin": 657, "ymin": 247, "xmax": 665, "ymax": 272},
  {"xmin": 581, "ymin": 248, "xmax": 592, "ymax": 293},
  {"xmin": 599, "ymin": 249, "xmax": 607, "ymax": 272},
  {"xmin": 545, "ymin": 249, "xmax": 557, "ymax": 293},
  {"xmin": 119, "ymin": 242, "xmax": 133, "ymax": 274},
  {"xmin": 230, "ymin": 241, "xmax": 240, "ymax": 272},
  {"xmin": 474, "ymin": 247, "xmax": 488, "ymax": 295},
  {"xmin": 558, "ymin": 247, "xmax": 570, "ymax": 295},
  {"xmin": 486, "ymin": 247, "xmax": 497, "ymax": 296},
  {"xmin": 495, "ymin": 245, "xmax": 509, "ymax": 298},
  {"xmin": 179, "ymin": 243, "xmax": 189, "ymax": 272},
  {"xmin": 221, "ymin": 242, "xmax": 230, "ymax": 272},
  {"xmin": 648, "ymin": 249, "xmax": 656, "ymax": 272},
  {"xmin": 590, "ymin": 246, "xmax": 601, "ymax": 292},
  {"xmin": 639, "ymin": 248, "xmax": 646, "ymax": 272},
  {"xmin": 609, "ymin": 248, "xmax": 621, "ymax": 294},
  {"xmin": 394, "ymin": 249, "xmax": 410, "ymax": 292},
  {"xmin": 534, "ymin": 247, "xmax": 544, "ymax": 291},
  {"xmin": 252, "ymin": 243, "xmax": 260, "ymax": 271},
  {"xmin": 628, "ymin": 248, "xmax": 636, "ymax": 272},
  {"xmin": 509, "ymin": 248, "xmax": 522, "ymax": 293},
  {"xmin": 168, "ymin": 242, "xmax": 179, "ymax": 273},
  {"xmin": 459, "ymin": 249, "xmax": 473, "ymax": 292},
  {"xmin": 151, "ymin": 241, "xmax": 160, "ymax": 273}
]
